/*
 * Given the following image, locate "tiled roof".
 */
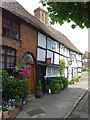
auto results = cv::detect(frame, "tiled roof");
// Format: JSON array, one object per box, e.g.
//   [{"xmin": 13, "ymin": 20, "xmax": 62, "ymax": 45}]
[{"xmin": 2, "ymin": 1, "xmax": 81, "ymax": 53}]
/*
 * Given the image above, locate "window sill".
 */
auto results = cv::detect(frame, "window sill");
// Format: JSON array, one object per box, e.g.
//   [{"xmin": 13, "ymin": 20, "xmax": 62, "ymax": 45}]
[{"xmin": 2, "ymin": 34, "xmax": 20, "ymax": 41}]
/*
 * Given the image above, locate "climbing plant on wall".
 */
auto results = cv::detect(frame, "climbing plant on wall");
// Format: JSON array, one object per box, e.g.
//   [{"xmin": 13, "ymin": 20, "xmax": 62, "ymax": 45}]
[{"xmin": 59, "ymin": 59, "xmax": 66, "ymax": 76}]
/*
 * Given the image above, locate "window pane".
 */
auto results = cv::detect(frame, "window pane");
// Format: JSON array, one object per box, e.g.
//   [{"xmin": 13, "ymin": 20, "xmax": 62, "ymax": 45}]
[
  {"xmin": 0, "ymin": 56, "xmax": 1, "ymax": 62},
  {"xmin": 7, "ymin": 57, "xmax": 11, "ymax": 62},
  {"xmin": 2, "ymin": 63, "xmax": 4, "ymax": 68},
  {"xmin": 11, "ymin": 63, "xmax": 14, "ymax": 68},
  {"xmin": 38, "ymin": 32, "xmax": 46, "ymax": 48},
  {"xmin": 52, "ymin": 41, "xmax": 56, "ymax": 50},
  {"xmin": 37, "ymin": 48, "xmax": 46, "ymax": 61},
  {"xmin": 7, "ymin": 49, "xmax": 11, "ymax": 55},
  {"xmin": 11, "ymin": 50, "xmax": 15, "ymax": 55},
  {"xmin": 52, "ymin": 67, "xmax": 55, "ymax": 75},
  {"xmin": 47, "ymin": 50, "xmax": 53, "ymax": 63},
  {"xmin": 3, "ymin": 17, "xmax": 10, "ymax": 24},
  {"xmin": 47, "ymin": 67, "xmax": 51, "ymax": 76},
  {"xmin": 54, "ymin": 53, "xmax": 59, "ymax": 64},
  {"xmin": 11, "ymin": 58, "xmax": 14, "ymax": 62},
  {"xmin": 7, "ymin": 63, "xmax": 11, "ymax": 68},
  {"xmin": 47, "ymin": 39, "xmax": 51, "ymax": 49},
  {"xmin": 12, "ymin": 32, "xmax": 19, "ymax": 39},
  {"xmin": 56, "ymin": 43, "xmax": 59, "ymax": 52},
  {"xmin": 12, "ymin": 22, "xmax": 19, "ymax": 28},
  {"xmin": 0, "ymin": 63, "xmax": 2, "ymax": 68},
  {"xmin": 0, "ymin": 49, "xmax": 5, "ymax": 54},
  {"xmin": 0, "ymin": 63, "xmax": 4, "ymax": 68},
  {"xmin": 2, "ymin": 56, "xmax": 4, "ymax": 62}
]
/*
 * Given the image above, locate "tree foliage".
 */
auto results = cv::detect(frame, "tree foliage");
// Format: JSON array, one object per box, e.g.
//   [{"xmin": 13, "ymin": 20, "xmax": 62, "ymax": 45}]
[
  {"xmin": 41, "ymin": 1, "xmax": 89, "ymax": 29},
  {"xmin": 59, "ymin": 59, "xmax": 66, "ymax": 75}
]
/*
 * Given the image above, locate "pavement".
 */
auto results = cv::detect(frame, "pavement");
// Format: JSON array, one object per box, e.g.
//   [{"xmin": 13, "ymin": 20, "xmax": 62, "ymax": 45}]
[
  {"xmin": 17, "ymin": 76, "xmax": 88, "ymax": 118},
  {"xmin": 67, "ymin": 91, "xmax": 88, "ymax": 119}
]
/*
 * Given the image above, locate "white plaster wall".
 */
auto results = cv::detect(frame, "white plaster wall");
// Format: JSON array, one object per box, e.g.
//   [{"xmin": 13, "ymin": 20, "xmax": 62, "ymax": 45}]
[
  {"xmin": 60, "ymin": 55, "xmax": 63, "ymax": 60},
  {"xmin": 65, "ymin": 68, "xmax": 67, "ymax": 78},
  {"xmin": 38, "ymin": 32, "xmax": 46, "ymax": 48},
  {"xmin": 68, "ymin": 74, "xmax": 72, "ymax": 80},
  {"xmin": 68, "ymin": 66, "xmax": 72, "ymax": 80},
  {"xmin": 78, "ymin": 73, "xmax": 82, "ymax": 76},
  {"xmin": 77, "ymin": 61, "xmax": 82, "ymax": 67}
]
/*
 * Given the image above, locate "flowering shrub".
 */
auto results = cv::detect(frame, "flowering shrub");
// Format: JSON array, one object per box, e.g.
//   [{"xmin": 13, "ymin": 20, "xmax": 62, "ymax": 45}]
[
  {"xmin": 19, "ymin": 67, "xmax": 31, "ymax": 77},
  {"xmin": 15, "ymin": 63, "xmax": 31, "ymax": 78},
  {"xmin": 2, "ymin": 68, "xmax": 29, "ymax": 101}
]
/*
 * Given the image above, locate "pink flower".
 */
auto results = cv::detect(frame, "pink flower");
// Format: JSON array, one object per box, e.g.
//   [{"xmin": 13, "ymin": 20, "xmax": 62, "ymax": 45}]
[{"xmin": 19, "ymin": 67, "xmax": 31, "ymax": 77}]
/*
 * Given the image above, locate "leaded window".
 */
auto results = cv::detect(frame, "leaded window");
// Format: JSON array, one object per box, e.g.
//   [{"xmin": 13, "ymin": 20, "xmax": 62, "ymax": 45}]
[
  {"xmin": 0, "ymin": 46, "xmax": 16, "ymax": 74},
  {"xmin": 2, "ymin": 16, "xmax": 20, "ymax": 40}
]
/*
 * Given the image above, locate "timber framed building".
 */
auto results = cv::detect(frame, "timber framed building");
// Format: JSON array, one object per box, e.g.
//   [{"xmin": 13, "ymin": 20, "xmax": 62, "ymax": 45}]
[{"xmin": 0, "ymin": 2, "xmax": 82, "ymax": 94}]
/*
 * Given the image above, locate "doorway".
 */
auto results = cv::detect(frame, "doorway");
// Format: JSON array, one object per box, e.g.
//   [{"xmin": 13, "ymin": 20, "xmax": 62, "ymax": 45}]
[
  {"xmin": 36, "ymin": 66, "xmax": 46, "ymax": 93},
  {"xmin": 22, "ymin": 52, "xmax": 35, "ymax": 94}
]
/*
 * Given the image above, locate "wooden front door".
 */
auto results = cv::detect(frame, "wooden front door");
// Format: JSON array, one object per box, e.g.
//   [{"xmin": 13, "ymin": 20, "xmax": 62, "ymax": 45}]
[{"xmin": 28, "ymin": 65, "xmax": 35, "ymax": 94}]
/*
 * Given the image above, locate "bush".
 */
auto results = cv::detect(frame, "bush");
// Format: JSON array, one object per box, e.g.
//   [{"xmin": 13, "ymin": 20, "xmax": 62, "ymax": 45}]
[
  {"xmin": 59, "ymin": 60, "xmax": 66, "ymax": 75},
  {"xmin": 69, "ymin": 76, "xmax": 81, "ymax": 85},
  {"xmin": 72, "ymin": 76, "xmax": 80, "ymax": 82},
  {"xmin": 78, "ymin": 76, "xmax": 81, "ymax": 79},
  {"xmin": 14, "ymin": 95, "xmax": 21, "ymax": 103},
  {"xmin": 36, "ymin": 80, "xmax": 42, "ymax": 92},
  {"xmin": 71, "ymin": 77, "xmax": 77, "ymax": 81},
  {"xmin": 69, "ymin": 80, "xmax": 75, "ymax": 84},
  {"xmin": 47, "ymin": 76, "xmax": 68, "ymax": 93},
  {"xmin": 48, "ymin": 79, "xmax": 60, "ymax": 93},
  {"xmin": 55, "ymin": 83, "xmax": 61, "ymax": 93},
  {"xmin": 60, "ymin": 77, "xmax": 68, "ymax": 88},
  {"xmin": 2, "ymin": 69, "xmax": 28, "ymax": 101},
  {"xmin": 61, "ymin": 83, "xmax": 64, "ymax": 90},
  {"xmin": 82, "ymin": 68, "xmax": 87, "ymax": 71}
]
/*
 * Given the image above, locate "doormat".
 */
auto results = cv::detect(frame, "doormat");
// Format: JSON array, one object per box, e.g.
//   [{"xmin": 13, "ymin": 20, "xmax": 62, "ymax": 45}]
[{"xmin": 27, "ymin": 108, "xmax": 45, "ymax": 117}]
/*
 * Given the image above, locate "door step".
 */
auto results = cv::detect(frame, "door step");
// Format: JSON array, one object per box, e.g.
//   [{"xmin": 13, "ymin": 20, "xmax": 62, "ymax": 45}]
[{"xmin": 26, "ymin": 94, "xmax": 35, "ymax": 101}]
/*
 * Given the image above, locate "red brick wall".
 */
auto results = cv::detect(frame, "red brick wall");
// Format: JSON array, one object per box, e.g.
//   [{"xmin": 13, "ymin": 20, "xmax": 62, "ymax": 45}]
[
  {"xmin": 0, "ymin": 8, "xmax": 2, "ymax": 45},
  {"xmin": 2, "ymin": 23, "xmax": 37, "ymax": 64}
]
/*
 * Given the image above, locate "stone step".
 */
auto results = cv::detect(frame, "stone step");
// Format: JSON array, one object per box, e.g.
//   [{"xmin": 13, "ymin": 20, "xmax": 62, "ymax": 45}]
[{"xmin": 26, "ymin": 94, "xmax": 35, "ymax": 101}]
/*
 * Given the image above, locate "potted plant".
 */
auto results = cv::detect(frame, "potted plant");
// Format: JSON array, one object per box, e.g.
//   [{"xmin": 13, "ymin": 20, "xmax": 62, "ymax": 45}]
[
  {"xmin": 35, "ymin": 80, "xmax": 42, "ymax": 98},
  {"xmin": 14, "ymin": 95, "xmax": 21, "ymax": 107},
  {"xmin": 2, "ymin": 105, "xmax": 9, "ymax": 119},
  {"xmin": 11, "ymin": 99, "xmax": 16, "ymax": 110}
]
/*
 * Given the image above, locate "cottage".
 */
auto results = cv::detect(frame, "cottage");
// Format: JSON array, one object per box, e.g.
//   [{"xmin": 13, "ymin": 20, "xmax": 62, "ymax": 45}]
[
  {"xmin": 82, "ymin": 51, "xmax": 90, "ymax": 69},
  {"xmin": 0, "ymin": 1, "xmax": 82, "ymax": 95}
]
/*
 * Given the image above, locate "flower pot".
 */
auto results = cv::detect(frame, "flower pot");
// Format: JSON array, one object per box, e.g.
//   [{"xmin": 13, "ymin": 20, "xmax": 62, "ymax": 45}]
[
  {"xmin": 12, "ymin": 106, "xmax": 15, "ymax": 110},
  {"xmin": 35, "ymin": 91, "xmax": 42, "ymax": 98},
  {"xmin": 2, "ymin": 111, "xmax": 9, "ymax": 119},
  {"xmin": 16, "ymin": 101, "xmax": 22, "ymax": 107},
  {"xmin": 23, "ymin": 100, "xmax": 26, "ymax": 105}
]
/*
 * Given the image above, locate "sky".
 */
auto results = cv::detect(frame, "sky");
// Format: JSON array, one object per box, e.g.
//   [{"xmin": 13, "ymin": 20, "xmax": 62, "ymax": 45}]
[{"xmin": 16, "ymin": 0, "xmax": 88, "ymax": 54}]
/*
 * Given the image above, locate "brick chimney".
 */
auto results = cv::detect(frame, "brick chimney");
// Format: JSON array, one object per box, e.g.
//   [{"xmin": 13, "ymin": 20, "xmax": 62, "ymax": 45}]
[{"xmin": 34, "ymin": 7, "xmax": 48, "ymax": 24}]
